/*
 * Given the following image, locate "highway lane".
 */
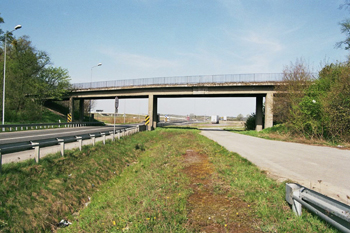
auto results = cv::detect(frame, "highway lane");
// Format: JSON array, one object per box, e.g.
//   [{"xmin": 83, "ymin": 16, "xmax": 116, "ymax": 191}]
[
  {"xmin": 0, "ymin": 125, "xmax": 136, "ymax": 145},
  {"xmin": 201, "ymin": 129, "xmax": 350, "ymax": 204}
]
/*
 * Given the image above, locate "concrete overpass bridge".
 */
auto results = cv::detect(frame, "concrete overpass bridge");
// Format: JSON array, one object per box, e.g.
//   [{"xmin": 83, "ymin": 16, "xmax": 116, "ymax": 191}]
[{"xmin": 65, "ymin": 73, "xmax": 284, "ymax": 131}]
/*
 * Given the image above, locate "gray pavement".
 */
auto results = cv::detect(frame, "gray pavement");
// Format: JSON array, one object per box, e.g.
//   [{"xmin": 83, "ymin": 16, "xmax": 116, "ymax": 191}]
[{"xmin": 201, "ymin": 129, "xmax": 350, "ymax": 204}]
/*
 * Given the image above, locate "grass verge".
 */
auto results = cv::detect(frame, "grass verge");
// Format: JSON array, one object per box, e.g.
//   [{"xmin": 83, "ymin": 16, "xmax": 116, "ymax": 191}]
[
  {"xmin": 224, "ymin": 125, "xmax": 350, "ymax": 149},
  {"xmin": 0, "ymin": 128, "xmax": 339, "ymax": 232}
]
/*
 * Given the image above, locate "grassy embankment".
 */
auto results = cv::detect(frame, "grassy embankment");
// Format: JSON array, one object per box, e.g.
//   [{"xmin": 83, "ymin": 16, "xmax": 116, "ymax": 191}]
[
  {"xmin": 0, "ymin": 128, "xmax": 338, "ymax": 232},
  {"xmin": 3, "ymin": 108, "xmax": 66, "ymax": 125},
  {"xmin": 224, "ymin": 124, "xmax": 350, "ymax": 149}
]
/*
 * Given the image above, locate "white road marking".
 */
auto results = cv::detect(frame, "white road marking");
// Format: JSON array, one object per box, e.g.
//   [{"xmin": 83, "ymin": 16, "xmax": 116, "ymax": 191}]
[{"xmin": 0, "ymin": 127, "xmax": 115, "ymax": 142}]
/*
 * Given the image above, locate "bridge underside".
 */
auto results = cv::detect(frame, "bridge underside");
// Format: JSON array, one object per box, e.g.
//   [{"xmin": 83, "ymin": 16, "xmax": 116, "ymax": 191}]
[{"xmin": 66, "ymin": 83, "xmax": 276, "ymax": 131}]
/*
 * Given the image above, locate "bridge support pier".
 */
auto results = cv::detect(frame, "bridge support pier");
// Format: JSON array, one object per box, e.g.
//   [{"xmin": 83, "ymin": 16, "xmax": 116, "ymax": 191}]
[
  {"xmin": 148, "ymin": 94, "xmax": 158, "ymax": 131},
  {"xmin": 265, "ymin": 93, "xmax": 273, "ymax": 129},
  {"xmin": 255, "ymin": 96, "xmax": 263, "ymax": 131},
  {"xmin": 69, "ymin": 97, "xmax": 75, "ymax": 122},
  {"xmin": 79, "ymin": 99, "xmax": 84, "ymax": 121}
]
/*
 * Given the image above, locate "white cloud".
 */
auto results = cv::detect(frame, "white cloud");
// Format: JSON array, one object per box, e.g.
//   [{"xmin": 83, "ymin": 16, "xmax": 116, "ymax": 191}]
[
  {"xmin": 100, "ymin": 48, "xmax": 180, "ymax": 70},
  {"xmin": 241, "ymin": 32, "xmax": 284, "ymax": 53}
]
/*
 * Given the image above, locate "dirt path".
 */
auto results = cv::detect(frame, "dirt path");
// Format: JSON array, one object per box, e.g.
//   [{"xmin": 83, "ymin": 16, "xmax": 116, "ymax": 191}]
[{"xmin": 182, "ymin": 149, "xmax": 261, "ymax": 232}]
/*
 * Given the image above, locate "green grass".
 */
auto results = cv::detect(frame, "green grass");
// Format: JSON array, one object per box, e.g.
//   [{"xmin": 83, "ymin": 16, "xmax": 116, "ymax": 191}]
[
  {"xmin": 224, "ymin": 124, "xmax": 349, "ymax": 148},
  {"xmin": 0, "ymin": 128, "xmax": 340, "ymax": 232},
  {"xmin": 3, "ymin": 108, "xmax": 66, "ymax": 125}
]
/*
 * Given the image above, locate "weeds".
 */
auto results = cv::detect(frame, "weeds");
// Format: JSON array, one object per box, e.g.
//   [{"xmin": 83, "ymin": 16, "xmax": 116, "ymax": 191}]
[{"xmin": 0, "ymin": 128, "xmax": 340, "ymax": 232}]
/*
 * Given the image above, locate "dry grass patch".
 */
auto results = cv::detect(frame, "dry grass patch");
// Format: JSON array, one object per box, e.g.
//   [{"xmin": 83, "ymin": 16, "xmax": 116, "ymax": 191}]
[{"xmin": 183, "ymin": 150, "xmax": 261, "ymax": 232}]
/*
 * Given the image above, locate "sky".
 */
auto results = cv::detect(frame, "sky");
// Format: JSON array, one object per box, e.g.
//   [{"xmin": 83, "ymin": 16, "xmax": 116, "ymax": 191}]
[{"xmin": 1, "ymin": 0, "xmax": 349, "ymax": 117}]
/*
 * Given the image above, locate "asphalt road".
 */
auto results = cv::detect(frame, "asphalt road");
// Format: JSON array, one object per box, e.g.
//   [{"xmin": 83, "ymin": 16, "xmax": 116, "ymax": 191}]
[
  {"xmin": 201, "ymin": 129, "xmax": 350, "ymax": 204},
  {"xmin": 0, "ymin": 124, "xmax": 139, "ymax": 164},
  {"xmin": 0, "ymin": 125, "xmax": 133, "ymax": 145}
]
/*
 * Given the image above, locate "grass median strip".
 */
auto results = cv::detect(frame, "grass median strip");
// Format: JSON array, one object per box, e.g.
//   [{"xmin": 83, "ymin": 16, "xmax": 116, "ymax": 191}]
[{"xmin": 0, "ymin": 128, "xmax": 339, "ymax": 232}]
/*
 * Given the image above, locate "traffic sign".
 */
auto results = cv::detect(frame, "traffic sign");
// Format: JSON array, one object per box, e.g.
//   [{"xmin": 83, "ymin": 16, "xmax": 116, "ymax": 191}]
[
  {"xmin": 115, "ymin": 97, "xmax": 119, "ymax": 111},
  {"xmin": 145, "ymin": 115, "xmax": 150, "ymax": 125}
]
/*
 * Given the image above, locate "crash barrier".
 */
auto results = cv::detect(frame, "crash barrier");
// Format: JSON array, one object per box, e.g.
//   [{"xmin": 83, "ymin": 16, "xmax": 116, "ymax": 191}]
[
  {"xmin": 286, "ymin": 183, "xmax": 350, "ymax": 233},
  {"xmin": 0, "ymin": 125, "xmax": 146, "ymax": 173},
  {"xmin": 1, "ymin": 122, "xmax": 105, "ymax": 132}
]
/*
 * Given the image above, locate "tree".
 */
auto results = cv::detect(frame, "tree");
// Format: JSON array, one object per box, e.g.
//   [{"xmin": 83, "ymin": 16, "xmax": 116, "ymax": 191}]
[
  {"xmin": 318, "ymin": 62, "xmax": 350, "ymax": 141},
  {"xmin": 236, "ymin": 114, "xmax": 244, "ymax": 121},
  {"xmin": 3, "ymin": 36, "xmax": 51, "ymax": 121},
  {"xmin": 1, "ymin": 13, "xmax": 71, "ymax": 122},
  {"xmin": 336, "ymin": 19, "xmax": 350, "ymax": 50},
  {"xmin": 273, "ymin": 59, "xmax": 314, "ymax": 128},
  {"xmin": 36, "ymin": 66, "xmax": 71, "ymax": 105},
  {"xmin": 336, "ymin": 1, "xmax": 350, "ymax": 49}
]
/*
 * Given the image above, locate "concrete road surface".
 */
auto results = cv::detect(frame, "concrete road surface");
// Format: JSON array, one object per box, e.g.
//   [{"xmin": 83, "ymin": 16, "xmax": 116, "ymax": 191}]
[{"xmin": 201, "ymin": 129, "xmax": 350, "ymax": 204}]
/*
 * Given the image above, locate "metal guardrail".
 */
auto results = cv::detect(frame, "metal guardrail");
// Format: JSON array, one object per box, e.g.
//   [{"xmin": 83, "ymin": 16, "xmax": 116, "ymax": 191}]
[
  {"xmin": 72, "ymin": 73, "xmax": 286, "ymax": 89},
  {"xmin": 0, "ymin": 124, "xmax": 147, "ymax": 172},
  {"xmin": 1, "ymin": 122, "xmax": 104, "ymax": 132},
  {"xmin": 286, "ymin": 183, "xmax": 350, "ymax": 232}
]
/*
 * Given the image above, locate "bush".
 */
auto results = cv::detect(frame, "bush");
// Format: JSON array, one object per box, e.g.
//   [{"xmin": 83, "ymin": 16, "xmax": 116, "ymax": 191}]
[{"xmin": 245, "ymin": 113, "xmax": 256, "ymax": 130}]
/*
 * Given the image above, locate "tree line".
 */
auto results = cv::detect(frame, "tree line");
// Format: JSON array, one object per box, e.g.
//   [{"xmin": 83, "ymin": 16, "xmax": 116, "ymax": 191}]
[
  {"xmin": 245, "ymin": 3, "xmax": 350, "ymax": 143},
  {"xmin": 274, "ymin": 60, "xmax": 350, "ymax": 142},
  {"xmin": 0, "ymin": 13, "xmax": 71, "ymax": 123}
]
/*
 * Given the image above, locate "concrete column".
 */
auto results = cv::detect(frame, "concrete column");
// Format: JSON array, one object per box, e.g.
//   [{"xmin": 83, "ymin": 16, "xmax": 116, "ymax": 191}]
[
  {"xmin": 76, "ymin": 136, "xmax": 82, "ymax": 151},
  {"xmin": 101, "ymin": 133, "xmax": 106, "ymax": 145},
  {"xmin": 58, "ymin": 139, "xmax": 65, "ymax": 157},
  {"xmin": 265, "ymin": 92, "xmax": 274, "ymax": 129},
  {"xmin": 69, "ymin": 97, "xmax": 75, "ymax": 122},
  {"xmin": 32, "ymin": 142, "xmax": 40, "ymax": 163},
  {"xmin": 90, "ymin": 134, "xmax": 95, "ymax": 146},
  {"xmin": 255, "ymin": 96, "xmax": 263, "ymax": 132},
  {"xmin": 148, "ymin": 94, "xmax": 158, "ymax": 131},
  {"xmin": 79, "ymin": 99, "xmax": 85, "ymax": 122}
]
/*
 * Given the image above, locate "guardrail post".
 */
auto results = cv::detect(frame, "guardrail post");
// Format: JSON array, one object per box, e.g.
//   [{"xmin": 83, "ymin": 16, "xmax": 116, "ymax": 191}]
[
  {"xmin": 285, "ymin": 183, "xmax": 302, "ymax": 216},
  {"xmin": 90, "ymin": 134, "xmax": 95, "ymax": 146},
  {"xmin": 117, "ymin": 130, "xmax": 120, "ymax": 140},
  {"xmin": 286, "ymin": 183, "xmax": 350, "ymax": 232},
  {"xmin": 57, "ymin": 139, "xmax": 65, "ymax": 157},
  {"xmin": 76, "ymin": 136, "xmax": 82, "ymax": 151},
  {"xmin": 31, "ymin": 142, "xmax": 40, "ymax": 163},
  {"xmin": 101, "ymin": 133, "xmax": 106, "ymax": 145}
]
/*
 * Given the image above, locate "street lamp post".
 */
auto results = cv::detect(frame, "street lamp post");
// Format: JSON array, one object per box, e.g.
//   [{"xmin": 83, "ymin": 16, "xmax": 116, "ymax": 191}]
[
  {"xmin": 2, "ymin": 25, "xmax": 22, "ymax": 127},
  {"xmin": 89, "ymin": 63, "xmax": 102, "ymax": 121}
]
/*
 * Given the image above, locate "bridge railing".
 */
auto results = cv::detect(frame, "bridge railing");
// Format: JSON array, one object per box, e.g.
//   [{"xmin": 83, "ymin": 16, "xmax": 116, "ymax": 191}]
[{"xmin": 72, "ymin": 73, "xmax": 286, "ymax": 89}]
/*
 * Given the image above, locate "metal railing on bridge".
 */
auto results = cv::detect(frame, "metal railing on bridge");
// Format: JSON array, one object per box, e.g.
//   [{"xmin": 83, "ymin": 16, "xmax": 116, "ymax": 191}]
[{"xmin": 72, "ymin": 73, "xmax": 286, "ymax": 89}]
